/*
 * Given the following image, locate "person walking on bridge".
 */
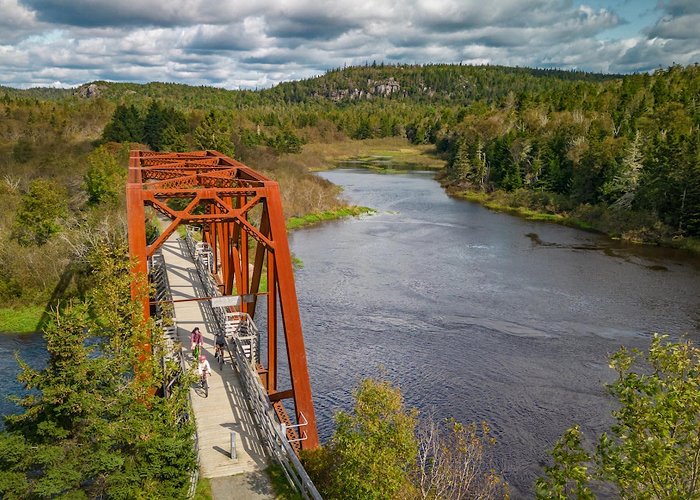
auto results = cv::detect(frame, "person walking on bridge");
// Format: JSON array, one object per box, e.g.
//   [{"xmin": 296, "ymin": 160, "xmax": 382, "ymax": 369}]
[{"xmin": 190, "ymin": 326, "xmax": 203, "ymax": 361}]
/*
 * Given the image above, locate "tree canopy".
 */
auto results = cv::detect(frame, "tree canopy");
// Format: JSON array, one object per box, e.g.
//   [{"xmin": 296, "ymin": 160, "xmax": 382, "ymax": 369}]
[{"xmin": 0, "ymin": 240, "xmax": 196, "ymax": 499}]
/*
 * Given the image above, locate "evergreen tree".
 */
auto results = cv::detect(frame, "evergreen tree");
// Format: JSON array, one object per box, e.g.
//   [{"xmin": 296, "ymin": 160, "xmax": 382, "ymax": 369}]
[
  {"xmin": 142, "ymin": 101, "xmax": 188, "ymax": 151},
  {"xmin": 142, "ymin": 100, "xmax": 168, "ymax": 150},
  {"xmin": 194, "ymin": 110, "xmax": 235, "ymax": 157},
  {"xmin": 603, "ymin": 130, "xmax": 643, "ymax": 209},
  {"xmin": 449, "ymin": 137, "xmax": 471, "ymax": 181},
  {"xmin": 102, "ymin": 104, "xmax": 143, "ymax": 143},
  {"xmin": 0, "ymin": 241, "xmax": 195, "ymax": 499}
]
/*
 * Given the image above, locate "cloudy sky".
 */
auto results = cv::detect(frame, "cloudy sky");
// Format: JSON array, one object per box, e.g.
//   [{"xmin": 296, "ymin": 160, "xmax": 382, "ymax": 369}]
[{"xmin": 1, "ymin": 0, "xmax": 698, "ymax": 89}]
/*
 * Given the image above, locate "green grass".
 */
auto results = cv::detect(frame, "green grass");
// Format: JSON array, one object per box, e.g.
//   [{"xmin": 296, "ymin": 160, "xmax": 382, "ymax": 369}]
[
  {"xmin": 192, "ymin": 477, "xmax": 212, "ymax": 500},
  {"xmin": 461, "ymin": 191, "xmax": 569, "ymax": 225},
  {"xmin": 465, "ymin": 192, "xmax": 602, "ymax": 233},
  {"xmin": 267, "ymin": 463, "xmax": 303, "ymax": 500},
  {"xmin": 0, "ymin": 306, "xmax": 45, "ymax": 333},
  {"xmin": 286, "ymin": 206, "xmax": 375, "ymax": 230},
  {"xmin": 454, "ymin": 187, "xmax": 611, "ymax": 235},
  {"xmin": 666, "ymin": 235, "xmax": 700, "ymax": 254}
]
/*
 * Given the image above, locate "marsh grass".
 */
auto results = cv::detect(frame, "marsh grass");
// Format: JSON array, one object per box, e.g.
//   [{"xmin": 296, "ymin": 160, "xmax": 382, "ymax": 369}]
[{"xmin": 301, "ymin": 138, "xmax": 444, "ymax": 171}]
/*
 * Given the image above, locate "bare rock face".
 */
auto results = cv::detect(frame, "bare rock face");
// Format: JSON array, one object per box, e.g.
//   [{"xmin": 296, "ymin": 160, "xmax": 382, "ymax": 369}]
[
  {"xmin": 318, "ymin": 77, "xmax": 402, "ymax": 101},
  {"xmin": 371, "ymin": 77, "xmax": 401, "ymax": 96},
  {"xmin": 74, "ymin": 83, "xmax": 103, "ymax": 98}
]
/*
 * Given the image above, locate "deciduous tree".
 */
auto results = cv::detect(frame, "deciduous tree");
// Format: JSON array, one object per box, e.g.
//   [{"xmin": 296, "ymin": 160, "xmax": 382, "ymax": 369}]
[{"xmin": 11, "ymin": 178, "xmax": 68, "ymax": 246}]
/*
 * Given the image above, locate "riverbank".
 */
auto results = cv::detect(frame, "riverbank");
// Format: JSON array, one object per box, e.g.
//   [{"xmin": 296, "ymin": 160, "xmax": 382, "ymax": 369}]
[
  {"xmin": 287, "ymin": 206, "xmax": 375, "ymax": 230},
  {"xmin": 300, "ymin": 138, "xmax": 700, "ymax": 256},
  {"xmin": 0, "ymin": 306, "xmax": 45, "ymax": 334},
  {"xmin": 445, "ymin": 184, "xmax": 700, "ymax": 255}
]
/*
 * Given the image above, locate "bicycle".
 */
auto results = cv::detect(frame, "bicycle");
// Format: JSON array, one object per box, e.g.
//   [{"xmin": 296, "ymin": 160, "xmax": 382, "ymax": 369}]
[
  {"xmin": 214, "ymin": 334, "xmax": 226, "ymax": 370},
  {"xmin": 200, "ymin": 371, "xmax": 209, "ymax": 398}
]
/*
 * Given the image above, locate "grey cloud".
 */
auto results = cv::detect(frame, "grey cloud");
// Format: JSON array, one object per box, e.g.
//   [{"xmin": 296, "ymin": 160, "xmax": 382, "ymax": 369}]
[
  {"xmin": 0, "ymin": 0, "xmax": 44, "ymax": 43},
  {"xmin": 264, "ymin": 15, "xmax": 360, "ymax": 41},
  {"xmin": 242, "ymin": 49, "xmax": 320, "ymax": 66},
  {"xmin": 614, "ymin": 37, "xmax": 699, "ymax": 72},
  {"xmin": 658, "ymin": 0, "xmax": 700, "ymax": 17},
  {"xmin": 18, "ymin": 0, "xmax": 258, "ymax": 27},
  {"xmin": 21, "ymin": 0, "xmax": 177, "ymax": 27},
  {"xmin": 648, "ymin": 13, "xmax": 700, "ymax": 39},
  {"xmin": 186, "ymin": 25, "xmax": 263, "ymax": 52},
  {"xmin": 1, "ymin": 0, "xmax": 36, "ymax": 27},
  {"xmin": 413, "ymin": 0, "xmax": 593, "ymax": 31}
]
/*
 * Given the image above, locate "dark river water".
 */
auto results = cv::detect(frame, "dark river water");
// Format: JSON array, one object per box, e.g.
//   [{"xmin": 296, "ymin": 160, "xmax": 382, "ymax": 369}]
[
  {"xmin": 1, "ymin": 168, "xmax": 699, "ymax": 497},
  {"xmin": 289, "ymin": 168, "xmax": 700, "ymax": 497},
  {"xmin": 0, "ymin": 332, "xmax": 47, "ymax": 427}
]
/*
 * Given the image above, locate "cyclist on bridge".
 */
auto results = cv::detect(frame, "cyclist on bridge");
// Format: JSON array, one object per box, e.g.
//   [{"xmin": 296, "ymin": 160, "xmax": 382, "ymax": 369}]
[
  {"xmin": 214, "ymin": 331, "xmax": 227, "ymax": 369},
  {"xmin": 190, "ymin": 326, "xmax": 203, "ymax": 360},
  {"xmin": 197, "ymin": 353, "xmax": 211, "ymax": 397}
]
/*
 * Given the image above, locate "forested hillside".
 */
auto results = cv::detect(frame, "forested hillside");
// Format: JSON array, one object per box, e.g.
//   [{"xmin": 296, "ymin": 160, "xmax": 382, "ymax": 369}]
[
  {"xmin": 1, "ymin": 63, "xmax": 698, "ymax": 319},
  {"xmin": 96, "ymin": 63, "xmax": 699, "ymax": 241}
]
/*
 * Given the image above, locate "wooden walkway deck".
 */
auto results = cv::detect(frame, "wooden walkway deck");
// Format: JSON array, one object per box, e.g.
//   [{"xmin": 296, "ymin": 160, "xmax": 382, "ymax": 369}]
[{"xmin": 160, "ymin": 235, "xmax": 274, "ymax": 498}]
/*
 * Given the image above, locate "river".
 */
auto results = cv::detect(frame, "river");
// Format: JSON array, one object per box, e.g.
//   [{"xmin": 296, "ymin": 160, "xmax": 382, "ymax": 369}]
[
  {"xmin": 289, "ymin": 168, "xmax": 700, "ymax": 497},
  {"xmin": 0, "ymin": 332, "xmax": 47, "ymax": 427}
]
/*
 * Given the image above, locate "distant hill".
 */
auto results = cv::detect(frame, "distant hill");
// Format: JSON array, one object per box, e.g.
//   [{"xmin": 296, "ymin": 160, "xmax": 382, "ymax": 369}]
[
  {"xmin": 266, "ymin": 64, "xmax": 623, "ymax": 103},
  {"xmin": 2, "ymin": 63, "xmax": 626, "ymax": 109}
]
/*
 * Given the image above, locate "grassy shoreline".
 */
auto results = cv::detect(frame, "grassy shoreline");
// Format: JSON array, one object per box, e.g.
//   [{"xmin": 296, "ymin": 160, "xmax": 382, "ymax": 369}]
[
  {"xmin": 0, "ymin": 306, "xmax": 45, "ymax": 334},
  {"xmin": 287, "ymin": 206, "xmax": 375, "ymax": 230},
  {"xmin": 448, "ymin": 186, "xmax": 700, "ymax": 255}
]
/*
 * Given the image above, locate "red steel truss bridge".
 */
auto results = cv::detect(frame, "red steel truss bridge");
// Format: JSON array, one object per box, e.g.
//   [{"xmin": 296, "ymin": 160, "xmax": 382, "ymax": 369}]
[{"xmin": 126, "ymin": 149, "xmax": 320, "ymax": 459}]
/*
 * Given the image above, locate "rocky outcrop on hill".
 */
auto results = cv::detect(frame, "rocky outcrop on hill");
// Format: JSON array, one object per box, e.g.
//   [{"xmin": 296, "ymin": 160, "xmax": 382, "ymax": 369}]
[
  {"xmin": 318, "ymin": 77, "xmax": 403, "ymax": 101},
  {"xmin": 74, "ymin": 83, "xmax": 104, "ymax": 98}
]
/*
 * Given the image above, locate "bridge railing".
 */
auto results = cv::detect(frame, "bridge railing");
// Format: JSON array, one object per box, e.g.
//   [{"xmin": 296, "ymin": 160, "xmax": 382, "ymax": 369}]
[
  {"xmin": 174, "ymin": 347, "xmax": 199, "ymax": 499},
  {"xmin": 184, "ymin": 226, "xmax": 322, "ymax": 500},
  {"xmin": 149, "ymin": 251, "xmax": 178, "ymax": 355},
  {"xmin": 228, "ymin": 336, "xmax": 322, "ymax": 500},
  {"xmin": 150, "ymin": 250, "xmax": 199, "ymax": 498}
]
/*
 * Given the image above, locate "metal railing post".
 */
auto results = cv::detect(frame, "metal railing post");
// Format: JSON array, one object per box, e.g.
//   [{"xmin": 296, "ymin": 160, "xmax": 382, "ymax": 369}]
[{"xmin": 230, "ymin": 431, "xmax": 237, "ymax": 460}]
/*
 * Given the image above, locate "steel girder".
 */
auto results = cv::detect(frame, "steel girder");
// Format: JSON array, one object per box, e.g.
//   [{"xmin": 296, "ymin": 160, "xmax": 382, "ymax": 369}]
[{"xmin": 126, "ymin": 150, "xmax": 319, "ymax": 450}]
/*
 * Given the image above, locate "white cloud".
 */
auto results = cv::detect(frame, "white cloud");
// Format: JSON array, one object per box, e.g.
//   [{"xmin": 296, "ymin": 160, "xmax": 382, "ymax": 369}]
[{"xmin": 0, "ymin": 0, "xmax": 697, "ymax": 89}]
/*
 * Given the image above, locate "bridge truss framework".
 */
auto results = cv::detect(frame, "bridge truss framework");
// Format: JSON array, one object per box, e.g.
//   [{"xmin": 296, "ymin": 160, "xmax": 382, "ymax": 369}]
[{"xmin": 126, "ymin": 149, "xmax": 319, "ymax": 450}]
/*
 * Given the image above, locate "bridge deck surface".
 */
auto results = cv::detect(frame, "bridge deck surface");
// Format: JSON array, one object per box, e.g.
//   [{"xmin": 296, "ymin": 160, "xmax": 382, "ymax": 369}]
[{"xmin": 160, "ymin": 235, "xmax": 273, "ymax": 498}]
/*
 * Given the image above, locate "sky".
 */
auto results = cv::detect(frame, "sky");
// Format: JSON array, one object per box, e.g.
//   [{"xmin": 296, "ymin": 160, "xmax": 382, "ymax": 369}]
[{"xmin": 0, "ymin": 0, "xmax": 698, "ymax": 89}]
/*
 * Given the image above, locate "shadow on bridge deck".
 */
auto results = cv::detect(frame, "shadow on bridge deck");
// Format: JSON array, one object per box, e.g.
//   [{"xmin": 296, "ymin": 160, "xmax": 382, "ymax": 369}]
[{"xmin": 160, "ymin": 235, "xmax": 274, "ymax": 499}]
